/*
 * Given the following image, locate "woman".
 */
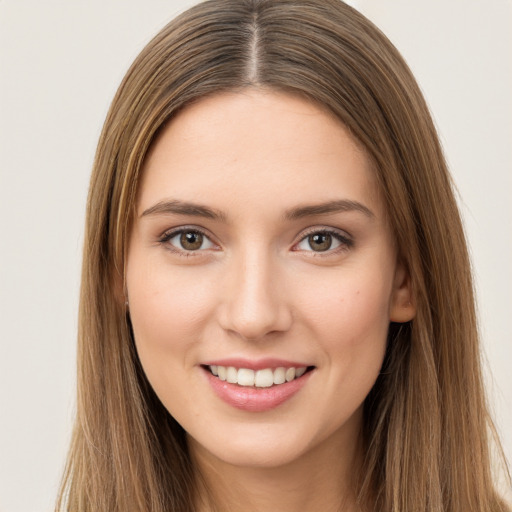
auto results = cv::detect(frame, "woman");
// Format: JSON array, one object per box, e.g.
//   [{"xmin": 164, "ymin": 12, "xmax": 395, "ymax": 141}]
[{"xmin": 56, "ymin": 0, "xmax": 510, "ymax": 510}]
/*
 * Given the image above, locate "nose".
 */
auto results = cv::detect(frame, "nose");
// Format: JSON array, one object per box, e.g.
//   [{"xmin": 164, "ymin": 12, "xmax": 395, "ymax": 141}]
[{"xmin": 218, "ymin": 249, "xmax": 293, "ymax": 341}]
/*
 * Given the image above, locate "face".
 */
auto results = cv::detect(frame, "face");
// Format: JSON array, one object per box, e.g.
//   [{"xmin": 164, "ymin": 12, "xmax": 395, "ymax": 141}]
[{"xmin": 126, "ymin": 90, "xmax": 414, "ymax": 470}]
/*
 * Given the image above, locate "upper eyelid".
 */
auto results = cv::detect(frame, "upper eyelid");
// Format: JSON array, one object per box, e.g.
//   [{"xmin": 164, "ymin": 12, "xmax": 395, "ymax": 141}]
[
  {"xmin": 296, "ymin": 225, "xmax": 353, "ymax": 241},
  {"xmin": 160, "ymin": 225, "xmax": 215, "ymax": 241}
]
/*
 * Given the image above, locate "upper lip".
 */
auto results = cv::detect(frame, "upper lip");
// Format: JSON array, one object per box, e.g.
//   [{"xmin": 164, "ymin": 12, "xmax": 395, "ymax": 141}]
[{"xmin": 201, "ymin": 358, "xmax": 313, "ymax": 371}]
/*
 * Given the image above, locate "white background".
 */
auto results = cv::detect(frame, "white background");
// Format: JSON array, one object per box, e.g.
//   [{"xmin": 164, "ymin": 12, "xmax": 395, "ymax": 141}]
[{"xmin": 0, "ymin": 1, "xmax": 510, "ymax": 511}]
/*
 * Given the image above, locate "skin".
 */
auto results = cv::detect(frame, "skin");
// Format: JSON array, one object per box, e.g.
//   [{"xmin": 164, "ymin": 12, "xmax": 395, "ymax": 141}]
[{"xmin": 126, "ymin": 89, "xmax": 415, "ymax": 512}]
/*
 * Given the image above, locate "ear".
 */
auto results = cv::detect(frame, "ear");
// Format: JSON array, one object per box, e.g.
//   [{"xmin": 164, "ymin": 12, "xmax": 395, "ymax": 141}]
[
  {"xmin": 111, "ymin": 266, "xmax": 128, "ymax": 311},
  {"xmin": 389, "ymin": 261, "xmax": 416, "ymax": 323}
]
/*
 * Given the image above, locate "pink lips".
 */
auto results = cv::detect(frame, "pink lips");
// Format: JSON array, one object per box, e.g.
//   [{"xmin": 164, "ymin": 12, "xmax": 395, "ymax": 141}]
[
  {"xmin": 201, "ymin": 359, "xmax": 313, "ymax": 412},
  {"xmin": 202, "ymin": 358, "xmax": 307, "ymax": 370}
]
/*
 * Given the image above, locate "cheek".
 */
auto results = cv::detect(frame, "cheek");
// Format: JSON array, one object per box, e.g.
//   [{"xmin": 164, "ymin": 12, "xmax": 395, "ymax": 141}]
[
  {"xmin": 126, "ymin": 257, "xmax": 219, "ymax": 418},
  {"xmin": 299, "ymin": 267, "xmax": 392, "ymax": 345},
  {"xmin": 126, "ymin": 255, "xmax": 217, "ymax": 363},
  {"xmin": 297, "ymin": 267, "xmax": 391, "ymax": 395}
]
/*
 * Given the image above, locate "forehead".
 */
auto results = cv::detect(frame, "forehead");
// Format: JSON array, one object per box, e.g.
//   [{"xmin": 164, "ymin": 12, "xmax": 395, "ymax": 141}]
[{"xmin": 138, "ymin": 89, "xmax": 383, "ymax": 219}]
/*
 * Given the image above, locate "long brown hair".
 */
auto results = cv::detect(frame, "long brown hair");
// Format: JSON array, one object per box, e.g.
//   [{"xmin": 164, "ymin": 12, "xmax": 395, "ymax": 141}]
[{"xmin": 56, "ymin": 1, "xmax": 510, "ymax": 510}]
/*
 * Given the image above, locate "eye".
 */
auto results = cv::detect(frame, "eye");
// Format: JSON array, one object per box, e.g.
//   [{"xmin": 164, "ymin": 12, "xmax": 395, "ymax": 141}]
[
  {"xmin": 161, "ymin": 228, "xmax": 216, "ymax": 253},
  {"xmin": 294, "ymin": 229, "xmax": 353, "ymax": 253}
]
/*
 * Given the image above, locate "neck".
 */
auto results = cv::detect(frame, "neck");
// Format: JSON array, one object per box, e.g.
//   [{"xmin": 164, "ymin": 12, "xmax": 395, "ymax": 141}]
[{"xmin": 189, "ymin": 415, "xmax": 364, "ymax": 512}]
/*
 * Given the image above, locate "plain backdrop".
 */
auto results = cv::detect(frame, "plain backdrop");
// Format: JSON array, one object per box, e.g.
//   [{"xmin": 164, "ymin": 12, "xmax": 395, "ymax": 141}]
[{"xmin": 0, "ymin": 1, "xmax": 510, "ymax": 511}]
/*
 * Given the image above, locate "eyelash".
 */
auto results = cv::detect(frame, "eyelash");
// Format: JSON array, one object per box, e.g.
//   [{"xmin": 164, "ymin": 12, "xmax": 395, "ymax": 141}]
[{"xmin": 158, "ymin": 226, "xmax": 354, "ymax": 258}]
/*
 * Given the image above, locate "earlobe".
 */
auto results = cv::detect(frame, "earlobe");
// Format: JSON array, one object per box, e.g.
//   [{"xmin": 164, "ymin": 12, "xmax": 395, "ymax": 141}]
[{"xmin": 389, "ymin": 263, "xmax": 416, "ymax": 323}]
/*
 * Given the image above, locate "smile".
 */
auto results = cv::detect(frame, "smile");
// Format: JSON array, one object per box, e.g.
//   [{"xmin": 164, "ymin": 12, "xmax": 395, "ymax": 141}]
[
  {"xmin": 208, "ymin": 365, "xmax": 308, "ymax": 388},
  {"xmin": 202, "ymin": 362, "xmax": 315, "ymax": 412}
]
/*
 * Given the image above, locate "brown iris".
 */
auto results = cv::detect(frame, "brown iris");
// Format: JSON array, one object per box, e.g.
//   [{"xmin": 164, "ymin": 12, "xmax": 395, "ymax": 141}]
[
  {"xmin": 180, "ymin": 231, "xmax": 203, "ymax": 250},
  {"xmin": 308, "ymin": 233, "xmax": 332, "ymax": 252}
]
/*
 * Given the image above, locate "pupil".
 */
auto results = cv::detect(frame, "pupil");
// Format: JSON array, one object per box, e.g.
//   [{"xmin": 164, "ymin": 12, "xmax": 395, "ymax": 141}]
[
  {"xmin": 181, "ymin": 231, "xmax": 203, "ymax": 250},
  {"xmin": 309, "ymin": 233, "xmax": 331, "ymax": 252}
]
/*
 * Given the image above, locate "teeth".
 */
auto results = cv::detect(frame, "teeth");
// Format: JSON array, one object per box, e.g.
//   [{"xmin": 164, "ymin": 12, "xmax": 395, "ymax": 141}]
[
  {"xmin": 226, "ymin": 366, "xmax": 238, "ymax": 383},
  {"xmin": 237, "ymin": 368, "xmax": 255, "ymax": 386},
  {"xmin": 217, "ymin": 366, "xmax": 227, "ymax": 381},
  {"xmin": 295, "ymin": 367, "xmax": 306, "ymax": 377},
  {"xmin": 208, "ymin": 365, "xmax": 308, "ymax": 387},
  {"xmin": 273, "ymin": 367, "xmax": 286, "ymax": 385},
  {"xmin": 255, "ymin": 369, "xmax": 274, "ymax": 388}
]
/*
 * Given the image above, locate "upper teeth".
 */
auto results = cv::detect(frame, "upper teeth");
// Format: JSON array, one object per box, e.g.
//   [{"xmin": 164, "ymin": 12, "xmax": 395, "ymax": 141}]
[{"xmin": 210, "ymin": 365, "xmax": 307, "ymax": 388}]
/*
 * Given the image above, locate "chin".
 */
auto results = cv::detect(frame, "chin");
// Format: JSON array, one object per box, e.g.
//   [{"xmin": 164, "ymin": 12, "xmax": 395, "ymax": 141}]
[
  {"xmin": 186, "ymin": 420, "xmax": 313, "ymax": 467},
  {"xmin": 186, "ymin": 409, "xmax": 360, "ymax": 472},
  {"xmin": 191, "ymin": 436, "xmax": 308, "ymax": 470}
]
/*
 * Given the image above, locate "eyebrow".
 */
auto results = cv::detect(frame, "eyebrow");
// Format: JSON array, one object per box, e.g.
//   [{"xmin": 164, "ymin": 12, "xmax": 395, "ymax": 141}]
[
  {"xmin": 140, "ymin": 199, "xmax": 227, "ymax": 221},
  {"xmin": 140, "ymin": 198, "xmax": 374, "ymax": 222},
  {"xmin": 283, "ymin": 199, "xmax": 375, "ymax": 220}
]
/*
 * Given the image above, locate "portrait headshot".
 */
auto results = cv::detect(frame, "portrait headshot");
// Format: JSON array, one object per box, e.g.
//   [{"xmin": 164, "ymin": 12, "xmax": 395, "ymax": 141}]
[{"xmin": 0, "ymin": 1, "xmax": 510, "ymax": 511}]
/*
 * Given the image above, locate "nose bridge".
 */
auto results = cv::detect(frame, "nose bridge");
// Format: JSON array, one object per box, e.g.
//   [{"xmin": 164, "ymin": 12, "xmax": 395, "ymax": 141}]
[{"xmin": 220, "ymin": 243, "xmax": 291, "ymax": 340}]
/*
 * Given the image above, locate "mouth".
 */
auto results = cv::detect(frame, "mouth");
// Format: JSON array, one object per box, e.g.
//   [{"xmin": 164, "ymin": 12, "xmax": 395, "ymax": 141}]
[
  {"xmin": 203, "ymin": 364, "xmax": 314, "ymax": 388},
  {"xmin": 200, "ymin": 359, "xmax": 316, "ymax": 411}
]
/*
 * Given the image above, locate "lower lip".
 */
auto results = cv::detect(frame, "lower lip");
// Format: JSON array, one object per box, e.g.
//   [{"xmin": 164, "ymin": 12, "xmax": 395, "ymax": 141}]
[{"xmin": 203, "ymin": 367, "xmax": 313, "ymax": 412}]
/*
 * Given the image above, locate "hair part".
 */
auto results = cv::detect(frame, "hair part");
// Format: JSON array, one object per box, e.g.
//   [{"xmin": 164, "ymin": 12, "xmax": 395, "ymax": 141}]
[{"xmin": 57, "ymin": 1, "xmax": 510, "ymax": 511}]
